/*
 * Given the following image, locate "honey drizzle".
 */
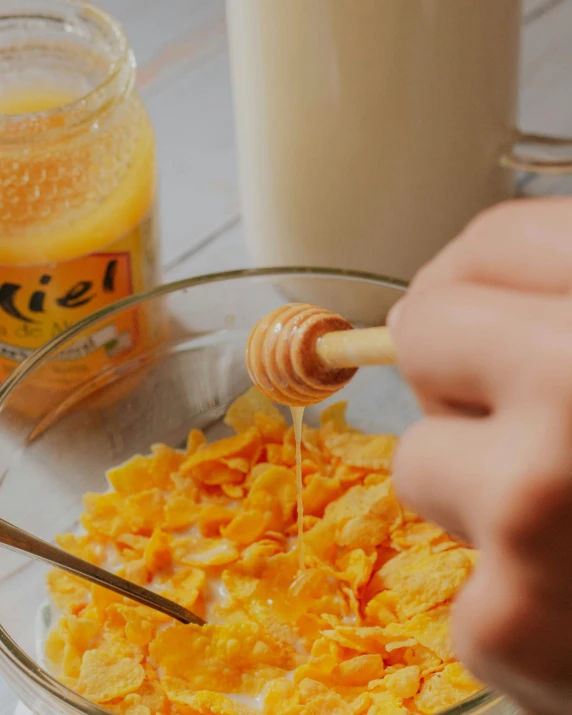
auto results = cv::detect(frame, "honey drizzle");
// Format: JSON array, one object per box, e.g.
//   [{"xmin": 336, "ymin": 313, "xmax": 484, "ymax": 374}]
[{"xmin": 291, "ymin": 406, "xmax": 305, "ymax": 571}]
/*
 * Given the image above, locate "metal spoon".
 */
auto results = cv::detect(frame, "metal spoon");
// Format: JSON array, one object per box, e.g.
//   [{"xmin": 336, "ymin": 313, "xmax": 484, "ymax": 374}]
[{"xmin": 0, "ymin": 517, "xmax": 205, "ymax": 626}]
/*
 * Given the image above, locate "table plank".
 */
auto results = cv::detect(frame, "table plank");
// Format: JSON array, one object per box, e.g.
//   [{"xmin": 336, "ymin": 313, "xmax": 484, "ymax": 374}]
[
  {"xmin": 521, "ymin": 0, "xmax": 572, "ymax": 135},
  {"xmin": 519, "ymin": 0, "xmax": 572, "ymax": 195},
  {"xmin": 165, "ymin": 221, "xmax": 249, "ymax": 281},
  {"xmin": 95, "ymin": 0, "xmax": 235, "ymax": 266},
  {"xmin": 145, "ymin": 51, "xmax": 239, "ymax": 268},
  {"xmin": 0, "ymin": 692, "xmax": 16, "ymax": 715},
  {"xmin": 523, "ymin": 0, "xmax": 567, "ymax": 22},
  {"xmin": 94, "ymin": 0, "xmax": 227, "ymax": 101}
]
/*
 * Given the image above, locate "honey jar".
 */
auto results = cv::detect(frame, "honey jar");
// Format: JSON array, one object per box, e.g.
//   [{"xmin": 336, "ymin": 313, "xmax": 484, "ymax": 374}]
[{"xmin": 0, "ymin": 0, "xmax": 161, "ymax": 394}]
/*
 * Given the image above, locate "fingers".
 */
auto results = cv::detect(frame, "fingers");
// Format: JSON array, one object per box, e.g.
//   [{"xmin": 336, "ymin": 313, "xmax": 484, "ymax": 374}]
[
  {"xmin": 397, "ymin": 410, "xmax": 572, "ymax": 714},
  {"xmin": 392, "ymin": 415, "xmax": 498, "ymax": 541},
  {"xmin": 390, "ymin": 197, "xmax": 572, "ymax": 415},
  {"xmin": 388, "ymin": 195, "xmax": 572, "ymax": 715},
  {"xmin": 393, "ymin": 405, "xmax": 572, "ymax": 551},
  {"xmin": 391, "ymin": 281, "xmax": 572, "ymax": 414},
  {"xmin": 409, "ymin": 198, "xmax": 572, "ymax": 296},
  {"xmin": 453, "ymin": 552, "xmax": 572, "ymax": 715}
]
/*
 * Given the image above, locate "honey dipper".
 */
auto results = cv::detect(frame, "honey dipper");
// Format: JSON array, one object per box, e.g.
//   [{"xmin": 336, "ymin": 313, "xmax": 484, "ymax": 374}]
[{"xmin": 246, "ymin": 304, "xmax": 396, "ymax": 407}]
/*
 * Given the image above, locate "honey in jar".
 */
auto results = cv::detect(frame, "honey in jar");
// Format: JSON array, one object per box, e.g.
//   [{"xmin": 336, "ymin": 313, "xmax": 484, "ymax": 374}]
[{"xmin": 0, "ymin": 0, "xmax": 162, "ymax": 396}]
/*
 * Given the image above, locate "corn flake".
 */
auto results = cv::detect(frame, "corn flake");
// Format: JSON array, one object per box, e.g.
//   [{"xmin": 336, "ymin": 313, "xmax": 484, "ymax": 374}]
[
  {"xmin": 414, "ymin": 664, "xmax": 481, "ymax": 715},
  {"xmin": 225, "ymin": 387, "xmax": 285, "ymax": 432},
  {"xmin": 164, "ymin": 494, "xmax": 201, "ymax": 530},
  {"xmin": 302, "ymin": 474, "xmax": 344, "ymax": 517},
  {"xmin": 336, "ymin": 549, "xmax": 377, "ymax": 592},
  {"xmin": 46, "ymin": 570, "xmax": 90, "ymax": 612},
  {"xmin": 379, "ymin": 547, "xmax": 474, "ymax": 620},
  {"xmin": 324, "ymin": 481, "xmax": 402, "ymax": 549},
  {"xmin": 320, "ymin": 401, "xmax": 353, "ymax": 432},
  {"xmin": 366, "ymin": 691, "xmax": 409, "ymax": 715},
  {"xmin": 77, "ymin": 649, "xmax": 145, "ymax": 702},
  {"xmin": 182, "ymin": 427, "xmax": 262, "ymax": 483},
  {"xmin": 143, "ymin": 529, "xmax": 172, "ymax": 573},
  {"xmin": 383, "ymin": 665, "xmax": 421, "ymax": 699},
  {"xmin": 323, "ymin": 431, "xmax": 397, "ymax": 471},
  {"xmin": 336, "ymin": 654, "xmax": 384, "ymax": 687},
  {"xmin": 384, "ymin": 606, "xmax": 453, "ymax": 662},
  {"xmin": 150, "ymin": 621, "xmax": 296, "ymax": 694}
]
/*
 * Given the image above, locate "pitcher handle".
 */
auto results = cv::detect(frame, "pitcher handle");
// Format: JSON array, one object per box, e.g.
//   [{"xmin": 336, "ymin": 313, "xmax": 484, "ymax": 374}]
[{"xmin": 501, "ymin": 130, "xmax": 572, "ymax": 174}]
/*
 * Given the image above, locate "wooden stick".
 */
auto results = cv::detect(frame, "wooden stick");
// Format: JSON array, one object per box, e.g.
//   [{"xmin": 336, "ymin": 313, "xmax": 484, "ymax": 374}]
[{"xmin": 316, "ymin": 326, "xmax": 396, "ymax": 369}]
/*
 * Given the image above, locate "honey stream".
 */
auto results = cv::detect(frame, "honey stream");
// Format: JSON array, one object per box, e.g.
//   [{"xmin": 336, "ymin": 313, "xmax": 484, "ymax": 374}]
[{"xmin": 290, "ymin": 406, "xmax": 305, "ymax": 571}]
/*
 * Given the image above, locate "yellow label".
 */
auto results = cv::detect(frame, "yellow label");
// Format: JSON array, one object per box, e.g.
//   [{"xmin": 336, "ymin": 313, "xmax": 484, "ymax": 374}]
[{"xmin": 0, "ymin": 213, "xmax": 160, "ymax": 388}]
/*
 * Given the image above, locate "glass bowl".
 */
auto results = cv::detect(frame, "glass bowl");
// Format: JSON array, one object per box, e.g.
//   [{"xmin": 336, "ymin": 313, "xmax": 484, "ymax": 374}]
[{"xmin": 0, "ymin": 269, "xmax": 515, "ymax": 715}]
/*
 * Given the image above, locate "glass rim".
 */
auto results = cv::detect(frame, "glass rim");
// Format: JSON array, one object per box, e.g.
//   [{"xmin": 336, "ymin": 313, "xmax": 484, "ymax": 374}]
[
  {"xmin": 0, "ymin": 0, "xmax": 134, "ymax": 145},
  {"xmin": 0, "ymin": 266, "xmax": 408, "ymax": 405},
  {"xmin": 0, "ymin": 266, "xmax": 496, "ymax": 715}
]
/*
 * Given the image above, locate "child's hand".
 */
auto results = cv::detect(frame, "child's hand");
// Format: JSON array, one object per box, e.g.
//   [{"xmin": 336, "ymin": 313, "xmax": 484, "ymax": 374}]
[{"xmin": 389, "ymin": 199, "xmax": 572, "ymax": 715}]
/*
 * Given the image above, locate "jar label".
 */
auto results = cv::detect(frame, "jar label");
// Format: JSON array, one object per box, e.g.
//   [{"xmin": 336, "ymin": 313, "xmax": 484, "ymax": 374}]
[{"xmin": 0, "ymin": 212, "xmax": 161, "ymax": 388}]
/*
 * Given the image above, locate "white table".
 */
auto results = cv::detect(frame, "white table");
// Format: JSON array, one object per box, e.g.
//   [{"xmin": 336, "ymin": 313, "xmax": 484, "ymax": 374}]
[{"xmin": 2, "ymin": 1, "xmax": 572, "ymax": 712}]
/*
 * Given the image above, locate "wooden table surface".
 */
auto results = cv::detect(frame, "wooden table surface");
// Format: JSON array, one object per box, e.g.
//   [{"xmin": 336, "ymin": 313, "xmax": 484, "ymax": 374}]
[{"xmin": 1, "ymin": 0, "xmax": 572, "ymax": 712}]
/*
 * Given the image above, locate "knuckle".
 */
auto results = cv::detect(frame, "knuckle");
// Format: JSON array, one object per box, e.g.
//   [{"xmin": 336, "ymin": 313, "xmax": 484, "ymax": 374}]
[
  {"xmin": 392, "ymin": 422, "xmax": 419, "ymax": 479},
  {"xmin": 471, "ymin": 199, "xmax": 523, "ymax": 228},
  {"xmin": 450, "ymin": 581, "xmax": 490, "ymax": 680},
  {"xmin": 496, "ymin": 470, "xmax": 572, "ymax": 550},
  {"xmin": 465, "ymin": 199, "xmax": 533, "ymax": 244},
  {"xmin": 453, "ymin": 564, "xmax": 537, "ymax": 669},
  {"xmin": 393, "ymin": 290, "xmax": 449, "ymax": 365},
  {"xmin": 410, "ymin": 198, "xmax": 553, "ymax": 294},
  {"xmin": 408, "ymin": 258, "xmax": 441, "ymax": 293},
  {"xmin": 473, "ymin": 593, "xmax": 534, "ymax": 661},
  {"xmin": 447, "ymin": 201, "xmax": 528, "ymax": 272},
  {"xmin": 538, "ymin": 333, "xmax": 572, "ymax": 396},
  {"xmin": 409, "ymin": 202, "xmax": 525, "ymax": 291},
  {"xmin": 488, "ymin": 435, "xmax": 572, "ymax": 552},
  {"xmin": 450, "ymin": 630, "xmax": 478, "ymax": 682}
]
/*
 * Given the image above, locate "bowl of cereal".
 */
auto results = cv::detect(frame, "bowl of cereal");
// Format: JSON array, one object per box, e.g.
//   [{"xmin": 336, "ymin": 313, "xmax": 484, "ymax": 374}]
[{"xmin": 0, "ymin": 269, "xmax": 514, "ymax": 715}]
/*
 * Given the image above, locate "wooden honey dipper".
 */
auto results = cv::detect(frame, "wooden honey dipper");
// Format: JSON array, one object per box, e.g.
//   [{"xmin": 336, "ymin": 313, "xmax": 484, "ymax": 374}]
[{"xmin": 246, "ymin": 304, "xmax": 397, "ymax": 407}]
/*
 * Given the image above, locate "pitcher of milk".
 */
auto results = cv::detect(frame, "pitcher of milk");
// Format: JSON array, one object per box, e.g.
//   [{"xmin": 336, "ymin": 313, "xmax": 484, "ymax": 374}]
[{"xmin": 227, "ymin": 0, "xmax": 572, "ymax": 283}]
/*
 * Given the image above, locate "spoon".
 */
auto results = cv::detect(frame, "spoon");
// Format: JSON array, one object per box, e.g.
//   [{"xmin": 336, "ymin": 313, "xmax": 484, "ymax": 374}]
[
  {"xmin": 246, "ymin": 303, "xmax": 396, "ymax": 406},
  {"xmin": 0, "ymin": 517, "xmax": 205, "ymax": 626}
]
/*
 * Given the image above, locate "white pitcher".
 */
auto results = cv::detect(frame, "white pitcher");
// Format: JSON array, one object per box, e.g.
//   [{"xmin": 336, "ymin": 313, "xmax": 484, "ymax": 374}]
[{"xmin": 227, "ymin": 0, "xmax": 572, "ymax": 283}]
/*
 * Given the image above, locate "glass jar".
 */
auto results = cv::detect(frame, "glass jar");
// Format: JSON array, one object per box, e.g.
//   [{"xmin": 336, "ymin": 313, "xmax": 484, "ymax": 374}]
[
  {"xmin": 0, "ymin": 269, "xmax": 522, "ymax": 715},
  {"xmin": 0, "ymin": 0, "xmax": 162, "ymax": 403}
]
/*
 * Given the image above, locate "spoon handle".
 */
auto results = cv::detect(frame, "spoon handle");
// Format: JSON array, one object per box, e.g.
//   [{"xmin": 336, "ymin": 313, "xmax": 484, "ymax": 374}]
[
  {"xmin": 316, "ymin": 326, "xmax": 397, "ymax": 368},
  {"xmin": 0, "ymin": 517, "xmax": 204, "ymax": 626}
]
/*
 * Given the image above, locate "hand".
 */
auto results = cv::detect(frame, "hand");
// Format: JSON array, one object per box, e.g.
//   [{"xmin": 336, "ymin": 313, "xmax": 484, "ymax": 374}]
[{"xmin": 389, "ymin": 198, "xmax": 572, "ymax": 715}]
